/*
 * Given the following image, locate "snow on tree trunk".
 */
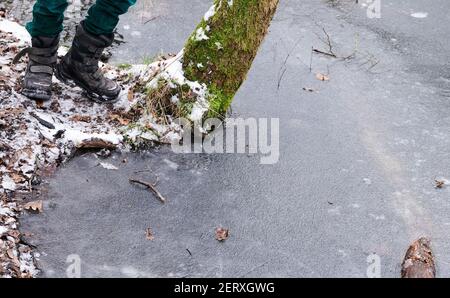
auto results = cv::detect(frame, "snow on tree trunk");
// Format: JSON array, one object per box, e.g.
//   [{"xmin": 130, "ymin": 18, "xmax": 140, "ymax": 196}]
[{"xmin": 142, "ymin": 0, "xmax": 280, "ymax": 123}]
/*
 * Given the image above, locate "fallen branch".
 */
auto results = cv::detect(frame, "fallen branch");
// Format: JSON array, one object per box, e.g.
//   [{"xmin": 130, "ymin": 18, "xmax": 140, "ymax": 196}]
[
  {"xmin": 129, "ymin": 178, "xmax": 166, "ymax": 204},
  {"xmin": 313, "ymin": 27, "xmax": 337, "ymax": 58}
]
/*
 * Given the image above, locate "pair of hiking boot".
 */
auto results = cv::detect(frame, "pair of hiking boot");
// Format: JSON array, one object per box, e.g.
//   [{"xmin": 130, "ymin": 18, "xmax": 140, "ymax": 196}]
[{"xmin": 14, "ymin": 22, "xmax": 120, "ymax": 103}]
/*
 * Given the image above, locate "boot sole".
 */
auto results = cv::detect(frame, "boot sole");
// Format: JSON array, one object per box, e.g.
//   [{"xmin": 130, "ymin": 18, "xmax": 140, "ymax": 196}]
[
  {"xmin": 22, "ymin": 88, "xmax": 52, "ymax": 101},
  {"xmin": 55, "ymin": 63, "xmax": 120, "ymax": 104}
]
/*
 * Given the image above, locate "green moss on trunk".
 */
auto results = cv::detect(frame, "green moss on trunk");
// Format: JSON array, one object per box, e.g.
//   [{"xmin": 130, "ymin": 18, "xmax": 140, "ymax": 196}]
[{"xmin": 183, "ymin": 0, "xmax": 279, "ymax": 118}]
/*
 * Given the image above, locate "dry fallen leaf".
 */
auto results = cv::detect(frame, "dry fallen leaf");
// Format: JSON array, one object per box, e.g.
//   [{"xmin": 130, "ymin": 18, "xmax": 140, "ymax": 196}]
[
  {"xmin": 7, "ymin": 230, "xmax": 20, "ymax": 238},
  {"xmin": 316, "ymin": 73, "xmax": 330, "ymax": 81},
  {"xmin": 109, "ymin": 114, "xmax": 130, "ymax": 126},
  {"xmin": 11, "ymin": 172, "xmax": 25, "ymax": 183},
  {"xmin": 23, "ymin": 200, "xmax": 43, "ymax": 213},
  {"xmin": 70, "ymin": 115, "xmax": 92, "ymax": 123},
  {"xmin": 215, "ymin": 227, "xmax": 229, "ymax": 242},
  {"xmin": 6, "ymin": 249, "xmax": 15, "ymax": 260},
  {"xmin": 6, "ymin": 249, "xmax": 20, "ymax": 267},
  {"xmin": 435, "ymin": 179, "xmax": 445, "ymax": 189},
  {"xmin": 35, "ymin": 100, "xmax": 45, "ymax": 108},
  {"xmin": 128, "ymin": 89, "xmax": 134, "ymax": 101},
  {"xmin": 146, "ymin": 228, "xmax": 154, "ymax": 240}
]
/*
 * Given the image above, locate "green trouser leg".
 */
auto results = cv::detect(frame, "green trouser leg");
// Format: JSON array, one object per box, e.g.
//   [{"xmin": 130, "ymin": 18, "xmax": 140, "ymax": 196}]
[
  {"xmin": 84, "ymin": 0, "xmax": 137, "ymax": 35},
  {"xmin": 26, "ymin": 0, "xmax": 69, "ymax": 37},
  {"xmin": 26, "ymin": 0, "xmax": 137, "ymax": 37}
]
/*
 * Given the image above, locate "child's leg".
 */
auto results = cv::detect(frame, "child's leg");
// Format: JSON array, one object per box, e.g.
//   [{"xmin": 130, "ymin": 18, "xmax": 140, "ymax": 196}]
[
  {"xmin": 26, "ymin": 0, "xmax": 69, "ymax": 37},
  {"xmin": 83, "ymin": 0, "xmax": 137, "ymax": 35}
]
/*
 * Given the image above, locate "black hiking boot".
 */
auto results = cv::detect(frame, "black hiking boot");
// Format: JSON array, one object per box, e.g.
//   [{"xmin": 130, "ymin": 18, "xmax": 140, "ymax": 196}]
[
  {"xmin": 13, "ymin": 36, "xmax": 59, "ymax": 101},
  {"xmin": 55, "ymin": 22, "xmax": 121, "ymax": 103}
]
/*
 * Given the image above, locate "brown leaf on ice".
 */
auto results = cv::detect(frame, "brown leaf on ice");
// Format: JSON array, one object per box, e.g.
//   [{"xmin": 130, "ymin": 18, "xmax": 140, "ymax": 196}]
[
  {"xmin": 435, "ymin": 179, "xmax": 445, "ymax": 189},
  {"xmin": 401, "ymin": 237, "xmax": 435, "ymax": 278},
  {"xmin": 146, "ymin": 228, "xmax": 154, "ymax": 241},
  {"xmin": 215, "ymin": 227, "xmax": 229, "ymax": 242},
  {"xmin": 316, "ymin": 73, "xmax": 330, "ymax": 81},
  {"xmin": 23, "ymin": 200, "xmax": 43, "ymax": 213},
  {"xmin": 70, "ymin": 115, "xmax": 92, "ymax": 123}
]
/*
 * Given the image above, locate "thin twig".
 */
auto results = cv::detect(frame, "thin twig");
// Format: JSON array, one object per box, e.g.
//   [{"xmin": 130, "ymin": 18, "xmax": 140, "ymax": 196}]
[
  {"xmin": 144, "ymin": 16, "xmax": 159, "ymax": 24},
  {"xmin": 322, "ymin": 27, "xmax": 334, "ymax": 55},
  {"xmin": 277, "ymin": 68, "xmax": 287, "ymax": 90},
  {"xmin": 312, "ymin": 48, "xmax": 337, "ymax": 58},
  {"xmin": 277, "ymin": 38, "xmax": 302, "ymax": 90},
  {"xmin": 312, "ymin": 27, "xmax": 337, "ymax": 59},
  {"xmin": 129, "ymin": 178, "xmax": 166, "ymax": 203}
]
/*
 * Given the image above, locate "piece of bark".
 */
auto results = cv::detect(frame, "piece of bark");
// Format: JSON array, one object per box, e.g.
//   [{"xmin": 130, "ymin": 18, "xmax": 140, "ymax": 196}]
[{"xmin": 401, "ymin": 237, "xmax": 436, "ymax": 278}]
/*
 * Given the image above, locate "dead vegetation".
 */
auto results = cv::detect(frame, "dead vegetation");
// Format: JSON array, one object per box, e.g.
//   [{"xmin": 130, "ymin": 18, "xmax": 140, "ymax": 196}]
[{"xmin": 129, "ymin": 178, "xmax": 166, "ymax": 204}]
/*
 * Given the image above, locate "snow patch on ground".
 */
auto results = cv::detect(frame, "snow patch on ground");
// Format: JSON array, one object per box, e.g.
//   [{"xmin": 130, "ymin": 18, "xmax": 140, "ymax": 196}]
[
  {"xmin": 0, "ymin": 18, "xmax": 30, "ymax": 44},
  {"xmin": 99, "ymin": 162, "xmax": 119, "ymax": 170},
  {"xmin": 1, "ymin": 175, "xmax": 16, "ymax": 191},
  {"xmin": 410, "ymin": 12, "xmax": 428, "ymax": 18},
  {"xmin": 0, "ymin": 225, "xmax": 8, "ymax": 235},
  {"xmin": 64, "ymin": 130, "xmax": 123, "ymax": 147}
]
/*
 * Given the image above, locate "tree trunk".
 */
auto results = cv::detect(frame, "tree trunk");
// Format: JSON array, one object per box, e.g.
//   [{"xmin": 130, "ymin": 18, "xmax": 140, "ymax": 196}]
[{"xmin": 143, "ymin": 0, "xmax": 280, "ymax": 122}]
